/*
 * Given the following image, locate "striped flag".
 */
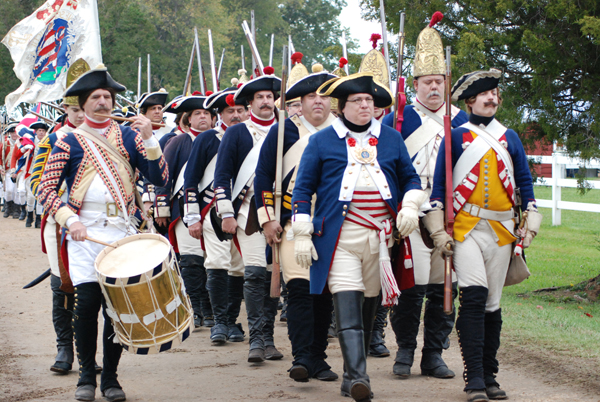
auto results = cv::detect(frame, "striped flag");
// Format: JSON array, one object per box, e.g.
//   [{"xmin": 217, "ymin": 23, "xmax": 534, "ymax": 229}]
[{"xmin": 2, "ymin": 0, "xmax": 103, "ymax": 112}]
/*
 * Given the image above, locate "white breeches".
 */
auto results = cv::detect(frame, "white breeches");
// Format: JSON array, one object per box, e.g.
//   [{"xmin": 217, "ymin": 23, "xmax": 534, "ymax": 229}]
[
  {"xmin": 3, "ymin": 173, "xmax": 15, "ymax": 201},
  {"xmin": 44, "ymin": 218, "xmax": 61, "ymax": 277},
  {"xmin": 202, "ymin": 214, "xmax": 244, "ymax": 276},
  {"xmin": 236, "ymin": 227, "xmax": 267, "ymax": 269},
  {"xmin": 453, "ymin": 220, "xmax": 512, "ymax": 312},
  {"xmin": 174, "ymin": 219, "xmax": 204, "ymax": 257},
  {"xmin": 281, "ymin": 220, "xmax": 309, "ymax": 283},
  {"xmin": 327, "ymin": 222, "xmax": 385, "ymax": 298},
  {"xmin": 15, "ymin": 173, "xmax": 27, "ymax": 204}
]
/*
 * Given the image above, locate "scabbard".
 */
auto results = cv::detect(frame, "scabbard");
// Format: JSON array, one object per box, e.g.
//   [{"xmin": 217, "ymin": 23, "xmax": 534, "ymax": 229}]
[{"xmin": 22, "ymin": 268, "xmax": 51, "ymax": 289}]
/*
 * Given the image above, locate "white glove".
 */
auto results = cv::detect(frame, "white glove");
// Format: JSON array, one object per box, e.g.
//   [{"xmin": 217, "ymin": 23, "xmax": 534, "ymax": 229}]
[
  {"xmin": 397, "ymin": 189, "xmax": 428, "ymax": 237},
  {"xmin": 292, "ymin": 221, "xmax": 318, "ymax": 269},
  {"xmin": 422, "ymin": 209, "xmax": 454, "ymax": 256},
  {"xmin": 522, "ymin": 208, "xmax": 542, "ymax": 248}
]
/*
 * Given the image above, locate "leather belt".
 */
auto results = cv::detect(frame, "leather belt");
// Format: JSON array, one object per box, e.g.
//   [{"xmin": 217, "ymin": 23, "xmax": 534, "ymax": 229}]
[
  {"xmin": 81, "ymin": 201, "xmax": 122, "ymax": 217},
  {"xmin": 462, "ymin": 203, "xmax": 514, "ymax": 221}
]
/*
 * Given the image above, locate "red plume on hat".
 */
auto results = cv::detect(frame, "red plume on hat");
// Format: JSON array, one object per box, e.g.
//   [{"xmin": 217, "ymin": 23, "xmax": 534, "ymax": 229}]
[
  {"xmin": 263, "ymin": 66, "xmax": 275, "ymax": 75},
  {"xmin": 339, "ymin": 57, "xmax": 348, "ymax": 68},
  {"xmin": 205, "ymin": 91, "xmax": 214, "ymax": 96},
  {"xmin": 192, "ymin": 91, "xmax": 202, "ymax": 96},
  {"xmin": 429, "ymin": 11, "xmax": 443, "ymax": 27},
  {"xmin": 370, "ymin": 33, "xmax": 382, "ymax": 49},
  {"xmin": 291, "ymin": 52, "xmax": 303, "ymax": 65},
  {"xmin": 226, "ymin": 94, "xmax": 235, "ymax": 107}
]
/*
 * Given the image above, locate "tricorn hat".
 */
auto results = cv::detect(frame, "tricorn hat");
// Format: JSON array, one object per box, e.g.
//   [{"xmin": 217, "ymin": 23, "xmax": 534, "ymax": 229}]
[
  {"xmin": 451, "ymin": 69, "xmax": 502, "ymax": 102},
  {"xmin": 317, "ymin": 72, "xmax": 393, "ymax": 109},
  {"xmin": 165, "ymin": 91, "xmax": 214, "ymax": 114},
  {"xmin": 136, "ymin": 88, "xmax": 169, "ymax": 109},
  {"xmin": 286, "ymin": 64, "xmax": 336, "ymax": 100},
  {"xmin": 413, "ymin": 12, "xmax": 446, "ymax": 78},
  {"xmin": 3, "ymin": 122, "xmax": 19, "ymax": 134},
  {"xmin": 204, "ymin": 87, "xmax": 247, "ymax": 112},
  {"xmin": 233, "ymin": 67, "xmax": 281, "ymax": 103},
  {"xmin": 63, "ymin": 64, "xmax": 126, "ymax": 98},
  {"xmin": 29, "ymin": 120, "xmax": 49, "ymax": 131},
  {"xmin": 63, "ymin": 58, "xmax": 91, "ymax": 106}
]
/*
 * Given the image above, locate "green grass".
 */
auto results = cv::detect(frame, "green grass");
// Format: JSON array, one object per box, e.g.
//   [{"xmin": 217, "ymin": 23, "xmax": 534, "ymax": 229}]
[{"xmin": 500, "ymin": 187, "xmax": 600, "ymax": 360}]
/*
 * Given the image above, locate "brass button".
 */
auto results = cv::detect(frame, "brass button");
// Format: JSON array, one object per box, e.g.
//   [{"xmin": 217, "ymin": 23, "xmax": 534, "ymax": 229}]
[
  {"xmin": 416, "ymin": 161, "xmax": 421, "ymax": 165},
  {"xmin": 343, "ymin": 205, "xmax": 348, "ymax": 210},
  {"xmin": 342, "ymin": 211, "xmax": 346, "ymax": 216},
  {"xmin": 344, "ymin": 186, "xmax": 348, "ymax": 189}
]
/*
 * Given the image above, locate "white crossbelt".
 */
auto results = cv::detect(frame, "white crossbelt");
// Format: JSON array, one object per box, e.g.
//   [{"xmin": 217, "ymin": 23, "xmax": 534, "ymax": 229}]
[{"xmin": 462, "ymin": 202, "xmax": 514, "ymax": 221}]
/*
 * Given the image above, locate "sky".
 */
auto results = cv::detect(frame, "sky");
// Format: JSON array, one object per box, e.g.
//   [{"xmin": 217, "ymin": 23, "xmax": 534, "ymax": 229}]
[{"xmin": 339, "ymin": 0, "xmax": 387, "ymax": 54}]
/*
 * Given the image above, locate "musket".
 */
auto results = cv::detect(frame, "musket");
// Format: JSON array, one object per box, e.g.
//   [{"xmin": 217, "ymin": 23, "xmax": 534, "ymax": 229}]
[
  {"xmin": 40, "ymin": 101, "xmax": 63, "ymax": 112},
  {"xmin": 117, "ymin": 94, "xmax": 136, "ymax": 108},
  {"xmin": 207, "ymin": 29, "xmax": 218, "ymax": 92},
  {"xmin": 241, "ymin": 45, "xmax": 245, "ymax": 70},
  {"xmin": 288, "ymin": 36, "xmax": 294, "ymax": 77},
  {"xmin": 341, "ymin": 32, "xmax": 349, "ymax": 75},
  {"xmin": 217, "ymin": 48, "xmax": 225, "ymax": 88},
  {"xmin": 137, "ymin": 57, "xmax": 142, "ymax": 102},
  {"xmin": 27, "ymin": 110, "xmax": 54, "ymax": 125},
  {"xmin": 393, "ymin": 13, "xmax": 406, "ymax": 132},
  {"xmin": 379, "ymin": 0, "xmax": 393, "ymax": 106},
  {"xmin": 183, "ymin": 33, "xmax": 196, "ymax": 96},
  {"xmin": 147, "ymin": 54, "xmax": 151, "ymax": 93},
  {"xmin": 251, "ymin": 10, "xmax": 256, "ymax": 76},
  {"xmin": 443, "ymin": 46, "xmax": 454, "ymax": 315},
  {"xmin": 242, "ymin": 20, "xmax": 265, "ymax": 76},
  {"xmin": 194, "ymin": 27, "xmax": 207, "ymax": 94},
  {"xmin": 269, "ymin": 34, "xmax": 274, "ymax": 67},
  {"xmin": 270, "ymin": 45, "xmax": 288, "ymax": 298}
]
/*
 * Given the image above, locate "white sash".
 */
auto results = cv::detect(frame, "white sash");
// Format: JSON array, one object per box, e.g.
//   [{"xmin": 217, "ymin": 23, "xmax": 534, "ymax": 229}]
[
  {"xmin": 404, "ymin": 103, "xmax": 461, "ymax": 158},
  {"xmin": 231, "ymin": 136, "xmax": 266, "ymax": 200},
  {"xmin": 171, "ymin": 162, "xmax": 187, "ymax": 200},
  {"xmin": 197, "ymin": 155, "xmax": 217, "ymax": 193}
]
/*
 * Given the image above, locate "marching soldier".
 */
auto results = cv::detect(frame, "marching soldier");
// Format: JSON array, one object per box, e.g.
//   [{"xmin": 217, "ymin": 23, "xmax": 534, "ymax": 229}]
[
  {"xmin": 29, "ymin": 58, "xmax": 92, "ymax": 376},
  {"xmin": 213, "ymin": 67, "xmax": 283, "ymax": 363},
  {"xmin": 159, "ymin": 95, "xmax": 191, "ymax": 150},
  {"xmin": 382, "ymin": 12, "xmax": 468, "ymax": 379},
  {"xmin": 1, "ymin": 122, "xmax": 18, "ymax": 218},
  {"xmin": 183, "ymin": 85, "xmax": 249, "ymax": 344},
  {"xmin": 136, "ymin": 89, "xmax": 171, "ymax": 141},
  {"xmin": 154, "ymin": 92, "xmax": 216, "ymax": 329},
  {"xmin": 291, "ymin": 72, "xmax": 426, "ymax": 402},
  {"xmin": 255, "ymin": 63, "xmax": 338, "ymax": 382},
  {"xmin": 428, "ymin": 69, "xmax": 541, "ymax": 402},
  {"xmin": 10, "ymin": 124, "xmax": 36, "ymax": 221},
  {"xmin": 37, "ymin": 64, "xmax": 169, "ymax": 402},
  {"xmin": 26, "ymin": 120, "xmax": 49, "ymax": 227}
]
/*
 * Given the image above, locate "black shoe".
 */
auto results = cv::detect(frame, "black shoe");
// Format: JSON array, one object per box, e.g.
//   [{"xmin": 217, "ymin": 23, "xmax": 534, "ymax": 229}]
[
  {"xmin": 289, "ymin": 364, "xmax": 309, "ymax": 382},
  {"xmin": 393, "ymin": 361, "xmax": 411, "ymax": 378},
  {"xmin": 3, "ymin": 201, "xmax": 12, "ymax": 218},
  {"xmin": 210, "ymin": 323, "xmax": 228, "ymax": 344},
  {"xmin": 25, "ymin": 211, "xmax": 33, "ymax": 227},
  {"xmin": 486, "ymin": 384, "xmax": 507, "ymax": 400},
  {"xmin": 369, "ymin": 342, "xmax": 390, "ymax": 357},
  {"xmin": 12, "ymin": 205, "xmax": 20, "ymax": 219},
  {"xmin": 279, "ymin": 310, "xmax": 287, "ymax": 322},
  {"xmin": 264, "ymin": 345, "xmax": 283, "ymax": 360},
  {"xmin": 466, "ymin": 389, "xmax": 490, "ymax": 402},
  {"xmin": 203, "ymin": 317, "xmax": 215, "ymax": 327},
  {"xmin": 35, "ymin": 214, "xmax": 42, "ymax": 228},
  {"xmin": 313, "ymin": 368, "xmax": 338, "ymax": 381},
  {"xmin": 248, "ymin": 348, "xmax": 265, "ymax": 363},
  {"xmin": 95, "ymin": 363, "xmax": 102, "ymax": 373},
  {"xmin": 194, "ymin": 314, "xmax": 203, "ymax": 328},
  {"xmin": 19, "ymin": 205, "xmax": 26, "ymax": 220},
  {"xmin": 74, "ymin": 384, "xmax": 96, "ymax": 401},
  {"xmin": 50, "ymin": 361, "xmax": 71, "ymax": 374},
  {"xmin": 102, "ymin": 387, "xmax": 126, "ymax": 402},
  {"xmin": 227, "ymin": 323, "xmax": 245, "ymax": 342},
  {"xmin": 421, "ymin": 352, "xmax": 455, "ymax": 378}
]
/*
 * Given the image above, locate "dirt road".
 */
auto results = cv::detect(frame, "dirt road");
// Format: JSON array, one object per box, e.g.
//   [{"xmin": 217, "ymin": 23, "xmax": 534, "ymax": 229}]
[{"xmin": 0, "ymin": 217, "xmax": 597, "ymax": 402}]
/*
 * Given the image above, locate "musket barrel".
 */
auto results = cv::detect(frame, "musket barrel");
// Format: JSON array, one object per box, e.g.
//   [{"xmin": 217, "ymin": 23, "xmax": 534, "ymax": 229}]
[
  {"xmin": 194, "ymin": 27, "xmax": 206, "ymax": 94},
  {"xmin": 341, "ymin": 32, "xmax": 349, "ymax": 75},
  {"xmin": 208, "ymin": 29, "xmax": 218, "ymax": 92},
  {"xmin": 242, "ymin": 21, "xmax": 265, "ymax": 75},
  {"xmin": 183, "ymin": 34, "xmax": 196, "ymax": 96}
]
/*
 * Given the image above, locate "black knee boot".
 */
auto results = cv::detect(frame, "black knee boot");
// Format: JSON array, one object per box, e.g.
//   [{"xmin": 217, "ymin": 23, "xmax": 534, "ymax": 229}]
[
  {"xmin": 335, "ymin": 291, "xmax": 371, "ymax": 402},
  {"xmin": 3, "ymin": 200, "xmax": 13, "ymax": 218},
  {"xmin": 263, "ymin": 272, "xmax": 282, "ymax": 360},
  {"xmin": 483, "ymin": 309, "xmax": 507, "ymax": 400},
  {"xmin": 227, "ymin": 275, "xmax": 245, "ymax": 342},
  {"xmin": 179, "ymin": 254, "xmax": 206, "ymax": 327},
  {"xmin": 50, "ymin": 275, "xmax": 74, "ymax": 374},
  {"xmin": 25, "ymin": 211, "xmax": 34, "ymax": 227},
  {"xmin": 311, "ymin": 292, "xmax": 335, "ymax": 380},
  {"xmin": 369, "ymin": 295, "xmax": 390, "ymax": 357},
  {"xmin": 389, "ymin": 284, "xmax": 427, "ymax": 377},
  {"xmin": 421, "ymin": 282, "xmax": 457, "ymax": 378},
  {"xmin": 286, "ymin": 279, "xmax": 314, "ymax": 380},
  {"xmin": 206, "ymin": 269, "xmax": 229, "ymax": 343},
  {"xmin": 244, "ymin": 265, "xmax": 266, "ymax": 359},
  {"xmin": 455, "ymin": 286, "xmax": 489, "ymax": 392},
  {"xmin": 12, "ymin": 203, "xmax": 21, "ymax": 219},
  {"xmin": 73, "ymin": 283, "xmax": 102, "ymax": 388},
  {"xmin": 35, "ymin": 213, "xmax": 42, "ymax": 228},
  {"xmin": 19, "ymin": 204, "xmax": 26, "ymax": 220}
]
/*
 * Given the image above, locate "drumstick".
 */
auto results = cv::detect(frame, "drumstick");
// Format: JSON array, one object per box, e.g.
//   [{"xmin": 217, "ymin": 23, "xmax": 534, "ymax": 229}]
[
  {"xmin": 94, "ymin": 113, "xmax": 166, "ymax": 128},
  {"xmin": 66, "ymin": 231, "xmax": 117, "ymax": 248}
]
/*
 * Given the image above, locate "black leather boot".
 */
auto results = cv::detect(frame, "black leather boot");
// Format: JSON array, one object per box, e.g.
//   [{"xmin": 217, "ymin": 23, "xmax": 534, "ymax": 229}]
[
  {"xmin": 244, "ymin": 265, "xmax": 267, "ymax": 359},
  {"xmin": 3, "ymin": 200, "xmax": 13, "ymax": 218},
  {"xmin": 263, "ymin": 273, "xmax": 282, "ymax": 360},
  {"xmin": 25, "ymin": 211, "xmax": 34, "ymax": 227},
  {"xmin": 421, "ymin": 282, "xmax": 457, "ymax": 378},
  {"xmin": 179, "ymin": 254, "xmax": 206, "ymax": 326},
  {"xmin": 50, "ymin": 275, "xmax": 74, "ymax": 374},
  {"xmin": 19, "ymin": 204, "xmax": 27, "ymax": 220},
  {"xmin": 335, "ymin": 291, "xmax": 372, "ymax": 402},
  {"xmin": 369, "ymin": 297, "xmax": 390, "ymax": 357},
  {"xmin": 362, "ymin": 296, "xmax": 379, "ymax": 353},
  {"xmin": 483, "ymin": 309, "xmax": 507, "ymax": 400},
  {"xmin": 206, "ymin": 269, "xmax": 229, "ymax": 344},
  {"xmin": 390, "ymin": 284, "xmax": 427, "ymax": 377},
  {"xmin": 12, "ymin": 203, "xmax": 21, "ymax": 219},
  {"xmin": 456, "ymin": 286, "xmax": 489, "ymax": 393},
  {"xmin": 35, "ymin": 213, "xmax": 42, "ymax": 228},
  {"xmin": 227, "ymin": 275, "xmax": 245, "ymax": 342}
]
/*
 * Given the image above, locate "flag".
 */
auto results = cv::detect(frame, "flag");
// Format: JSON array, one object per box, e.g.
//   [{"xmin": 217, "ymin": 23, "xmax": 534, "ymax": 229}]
[{"xmin": 2, "ymin": 0, "xmax": 103, "ymax": 112}]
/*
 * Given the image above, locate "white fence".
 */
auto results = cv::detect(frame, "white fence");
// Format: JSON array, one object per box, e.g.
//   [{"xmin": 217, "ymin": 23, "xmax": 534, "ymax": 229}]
[{"xmin": 530, "ymin": 152, "xmax": 600, "ymax": 225}]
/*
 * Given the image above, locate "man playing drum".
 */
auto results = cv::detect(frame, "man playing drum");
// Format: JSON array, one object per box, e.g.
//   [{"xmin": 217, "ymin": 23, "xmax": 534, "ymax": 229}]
[{"xmin": 37, "ymin": 64, "xmax": 169, "ymax": 402}]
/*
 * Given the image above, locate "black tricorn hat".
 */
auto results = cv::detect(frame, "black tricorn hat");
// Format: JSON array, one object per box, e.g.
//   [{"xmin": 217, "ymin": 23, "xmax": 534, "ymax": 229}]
[
  {"xmin": 3, "ymin": 122, "xmax": 19, "ymax": 134},
  {"xmin": 233, "ymin": 68, "xmax": 282, "ymax": 103},
  {"xmin": 317, "ymin": 72, "xmax": 393, "ymax": 109},
  {"xmin": 137, "ymin": 89, "xmax": 169, "ymax": 109},
  {"xmin": 286, "ymin": 71, "xmax": 337, "ymax": 101},
  {"xmin": 451, "ymin": 69, "xmax": 502, "ymax": 102},
  {"xmin": 204, "ymin": 87, "xmax": 248, "ymax": 112},
  {"xmin": 29, "ymin": 120, "xmax": 49, "ymax": 130},
  {"xmin": 63, "ymin": 64, "xmax": 126, "ymax": 98}
]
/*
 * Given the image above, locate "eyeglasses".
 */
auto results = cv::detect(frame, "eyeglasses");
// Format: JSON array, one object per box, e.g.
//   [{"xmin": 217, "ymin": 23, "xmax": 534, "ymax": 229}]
[{"xmin": 346, "ymin": 97, "xmax": 374, "ymax": 105}]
